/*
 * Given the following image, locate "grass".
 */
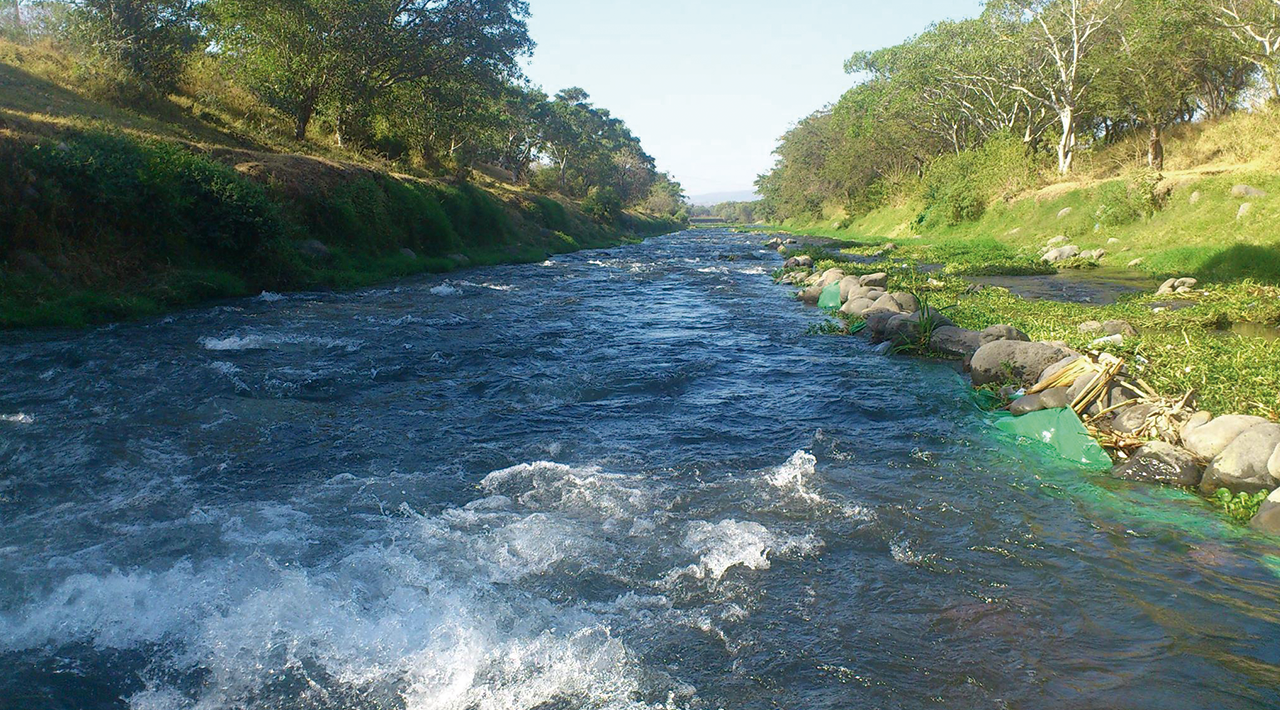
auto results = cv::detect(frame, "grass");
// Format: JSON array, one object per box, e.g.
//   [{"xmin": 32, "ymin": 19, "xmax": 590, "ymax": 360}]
[{"xmin": 0, "ymin": 39, "xmax": 682, "ymax": 328}]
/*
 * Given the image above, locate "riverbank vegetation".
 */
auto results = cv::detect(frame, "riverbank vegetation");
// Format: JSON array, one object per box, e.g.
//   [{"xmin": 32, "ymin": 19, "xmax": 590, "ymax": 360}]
[{"xmin": 0, "ymin": 2, "xmax": 686, "ymax": 328}]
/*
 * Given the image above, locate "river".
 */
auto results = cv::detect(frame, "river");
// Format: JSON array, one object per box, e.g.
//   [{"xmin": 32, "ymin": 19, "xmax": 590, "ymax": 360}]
[{"xmin": 1, "ymin": 229, "xmax": 1278, "ymax": 709}]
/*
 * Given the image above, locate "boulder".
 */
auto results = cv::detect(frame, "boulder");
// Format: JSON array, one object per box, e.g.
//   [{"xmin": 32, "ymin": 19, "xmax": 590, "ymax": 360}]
[
  {"xmin": 1189, "ymin": 190, "xmax": 1202, "ymax": 205},
  {"xmin": 1089, "ymin": 334, "xmax": 1125, "ymax": 349},
  {"xmin": 448, "ymin": 253, "xmax": 471, "ymax": 266},
  {"xmin": 298, "ymin": 239, "xmax": 333, "ymax": 261},
  {"xmin": 1107, "ymin": 238, "xmax": 1121, "ymax": 245},
  {"xmin": 1113, "ymin": 442, "xmax": 1203, "ymax": 487},
  {"xmin": 1175, "ymin": 278, "xmax": 1198, "ymax": 290},
  {"xmin": 979, "ymin": 324, "xmax": 1030, "ymax": 346},
  {"xmin": 1231, "ymin": 184, "xmax": 1267, "ymax": 198},
  {"xmin": 863, "ymin": 308, "xmax": 902, "ymax": 336},
  {"xmin": 1042, "ymin": 245, "xmax": 1081, "ymax": 263},
  {"xmin": 838, "ymin": 276, "xmax": 863, "ymax": 302},
  {"xmin": 1037, "ymin": 355, "xmax": 1083, "ymax": 387},
  {"xmin": 1009, "ymin": 392, "xmax": 1046, "ymax": 416},
  {"xmin": 795, "ymin": 255, "xmax": 814, "ymax": 268},
  {"xmin": 870, "ymin": 292, "xmax": 919, "ymax": 315},
  {"xmin": 929, "ymin": 326, "xmax": 982, "ymax": 359},
  {"xmin": 1201, "ymin": 423, "xmax": 1280, "ymax": 494},
  {"xmin": 1079, "ymin": 249, "xmax": 1106, "ymax": 261},
  {"xmin": 399, "ymin": 248, "xmax": 418, "ymax": 260},
  {"xmin": 1112, "ymin": 403, "xmax": 1158, "ymax": 434},
  {"xmin": 1047, "ymin": 235, "xmax": 1070, "ymax": 247},
  {"xmin": 841, "ymin": 297, "xmax": 876, "ymax": 317},
  {"xmin": 1127, "ymin": 258, "xmax": 1145, "ymax": 268},
  {"xmin": 798, "ymin": 285, "xmax": 824, "ymax": 305},
  {"xmin": 1238, "ymin": 203, "xmax": 1253, "ymax": 220},
  {"xmin": 817, "ymin": 268, "xmax": 846, "ymax": 289},
  {"xmin": 1057, "ymin": 207, "xmax": 1074, "ymax": 219},
  {"xmin": 860, "ymin": 272, "xmax": 889, "ymax": 289},
  {"xmin": 1251, "ymin": 489, "xmax": 1280, "ymax": 535},
  {"xmin": 1078, "ymin": 320, "xmax": 1104, "ymax": 334},
  {"xmin": 783, "ymin": 257, "xmax": 803, "ymax": 268},
  {"xmin": 880, "ymin": 308, "xmax": 956, "ymax": 344},
  {"xmin": 1182, "ymin": 414, "xmax": 1270, "ymax": 460},
  {"xmin": 1103, "ymin": 320, "xmax": 1137, "ymax": 336},
  {"xmin": 970, "ymin": 340, "xmax": 1077, "ymax": 387}
]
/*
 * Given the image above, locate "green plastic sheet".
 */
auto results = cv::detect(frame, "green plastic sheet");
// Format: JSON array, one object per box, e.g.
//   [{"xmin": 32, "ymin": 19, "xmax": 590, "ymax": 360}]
[
  {"xmin": 993, "ymin": 407, "xmax": 1113, "ymax": 471},
  {"xmin": 818, "ymin": 282, "xmax": 843, "ymax": 310}
]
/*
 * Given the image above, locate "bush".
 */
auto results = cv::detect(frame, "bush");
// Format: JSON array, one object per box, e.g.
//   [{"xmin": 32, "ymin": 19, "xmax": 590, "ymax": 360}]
[
  {"xmin": 1096, "ymin": 167, "xmax": 1164, "ymax": 227},
  {"xmin": 916, "ymin": 133, "xmax": 1039, "ymax": 230},
  {"xmin": 581, "ymin": 186, "xmax": 622, "ymax": 223},
  {"xmin": 63, "ymin": 0, "xmax": 202, "ymax": 94}
]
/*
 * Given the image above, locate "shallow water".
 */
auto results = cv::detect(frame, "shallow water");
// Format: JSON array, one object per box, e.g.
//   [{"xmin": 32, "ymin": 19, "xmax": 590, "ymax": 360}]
[
  {"xmin": 971, "ymin": 268, "xmax": 1159, "ymax": 304},
  {"xmin": 2, "ymin": 230, "xmax": 1279, "ymax": 709}
]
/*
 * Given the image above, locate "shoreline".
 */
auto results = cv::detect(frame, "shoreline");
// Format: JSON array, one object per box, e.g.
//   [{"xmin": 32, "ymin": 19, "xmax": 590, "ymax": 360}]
[{"xmin": 761, "ymin": 230, "xmax": 1280, "ymax": 535}]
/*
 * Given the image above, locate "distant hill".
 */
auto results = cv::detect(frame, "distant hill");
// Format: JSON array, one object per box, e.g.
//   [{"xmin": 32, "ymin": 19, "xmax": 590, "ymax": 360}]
[{"xmin": 688, "ymin": 190, "xmax": 760, "ymax": 206}]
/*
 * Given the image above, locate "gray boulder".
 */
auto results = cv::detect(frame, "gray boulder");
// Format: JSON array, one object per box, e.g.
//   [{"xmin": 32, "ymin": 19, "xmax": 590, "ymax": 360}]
[
  {"xmin": 929, "ymin": 326, "xmax": 982, "ymax": 359},
  {"xmin": 1201, "ymin": 424, "xmax": 1280, "ymax": 494},
  {"xmin": 1079, "ymin": 249, "xmax": 1106, "ymax": 261},
  {"xmin": 298, "ymin": 239, "xmax": 333, "ymax": 261},
  {"xmin": 1251, "ymin": 489, "xmax": 1280, "ymax": 535},
  {"xmin": 1238, "ymin": 203, "xmax": 1253, "ymax": 220},
  {"xmin": 838, "ymin": 276, "xmax": 863, "ymax": 302},
  {"xmin": 448, "ymin": 253, "xmax": 471, "ymax": 266},
  {"xmin": 1010, "ymin": 386, "xmax": 1072, "ymax": 416},
  {"xmin": 399, "ymin": 247, "xmax": 418, "ymax": 260},
  {"xmin": 795, "ymin": 255, "xmax": 814, "ymax": 268},
  {"xmin": 1078, "ymin": 320, "xmax": 1104, "ymax": 334},
  {"xmin": 817, "ymin": 268, "xmax": 846, "ymax": 289},
  {"xmin": 1231, "ymin": 184, "xmax": 1267, "ymax": 198},
  {"xmin": 798, "ymin": 285, "xmax": 824, "ymax": 305},
  {"xmin": 1037, "ymin": 356, "xmax": 1083, "ymax": 387},
  {"xmin": 1189, "ymin": 190, "xmax": 1202, "ymax": 204},
  {"xmin": 979, "ymin": 324, "xmax": 1030, "ymax": 346},
  {"xmin": 841, "ymin": 297, "xmax": 876, "ymax": 317},
  {"xmin": 1043, "ymin": 246, "xmax": 1081, "ymax": 263},
  {"xmin": 970, "ymin": 340, "xmax": 1077, "ymax": 387},
  {"xmin": 1113, "ymin": 442, "xmax": 1203, "ymax": 487},
  {"xmin": 870, "ymin": 292, "xmax": 919, "ymax": 315},
  {"xmin": 1182, "ymin": 414, "xmax": 1270, "ymax": 460},
  {"xmin": 860, "ymin": 272, "xmax": 889, "ymax": 289},
  {"xmin": 1057, "ymin": 207, "xmax": 1074, "ymax": 219},
  {"xmin": 881, "ymin": 308, "xmax": 955, "ymax": 344},
  {"xmin": 1112, "ymin": 403, "xmax": 1158, "ymax": 434},
  {"xmin": 863, "ymin": 308, "xmax": 902, "ymax": 336},
  {"xmin": 1103, "ymin": 320, "xmax": 1137, "ymax": 336},
  {"xmin": 1047, "ymin": 235, "xmax": 1070, "ymax": 247}
]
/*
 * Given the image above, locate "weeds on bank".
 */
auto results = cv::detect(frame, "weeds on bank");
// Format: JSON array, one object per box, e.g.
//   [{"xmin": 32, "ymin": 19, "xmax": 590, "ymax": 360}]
[{"xmin": 1212, "ymin": 489, "xmax": 1270, "ymax": 524}]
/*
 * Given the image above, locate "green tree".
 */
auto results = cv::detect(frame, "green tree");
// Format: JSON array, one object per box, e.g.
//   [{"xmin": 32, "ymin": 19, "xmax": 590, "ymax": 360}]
[
  {"xmin": 1215, "ymin": 0, "xmax": 1280, "ymax": 99},
  {"xmin": 63, "ymin": 0, "xmax": 202, "ymax": 92}
]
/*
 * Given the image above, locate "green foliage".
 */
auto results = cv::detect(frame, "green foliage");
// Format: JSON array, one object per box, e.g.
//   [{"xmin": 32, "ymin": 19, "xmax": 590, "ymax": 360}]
[
  {"xmin": 63, "ymin": 0, "xmax": 202, "ymax": 93},
  {"xmin": 917, "ymin": 135, "xmax": 1039, "ymax": 230},
  {"xmin": 1097, "ymin": 168, "xmax": 1164, "ymax": 227},
  {"xmin": 1211, "ymin": 488, "xmax": 1269, "ymax": 524},
  {"xmin": 581, "ymin": 185, "xmax": 622, "ymax": 223}
]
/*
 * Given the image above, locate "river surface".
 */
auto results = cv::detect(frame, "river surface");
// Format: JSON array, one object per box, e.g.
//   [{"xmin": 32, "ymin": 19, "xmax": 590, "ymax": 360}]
[{"xmin": 2, "ymin": 230, "xmax": 1279, "ymax": 709}]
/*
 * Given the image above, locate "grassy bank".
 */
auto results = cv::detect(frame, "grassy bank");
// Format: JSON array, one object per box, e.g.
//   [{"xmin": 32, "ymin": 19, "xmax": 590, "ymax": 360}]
[{"xmin": 0, "ymin": 41, "xmax": 681, "ymax": 328}]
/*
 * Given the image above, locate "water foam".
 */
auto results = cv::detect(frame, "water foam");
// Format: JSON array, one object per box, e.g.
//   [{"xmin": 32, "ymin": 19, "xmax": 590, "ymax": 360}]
[
  {"xmin": 0, "ymin": 413, "xmax": 34, "ymax": 424},
  {"xmin": 198, "ymin": 333, "xmax": 363, "ymax": 352}
]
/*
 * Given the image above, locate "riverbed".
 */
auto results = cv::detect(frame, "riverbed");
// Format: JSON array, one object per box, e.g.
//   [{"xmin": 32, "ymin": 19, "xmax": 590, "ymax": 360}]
[{"xmin": 1, "ymin": 229, "xmax": 1278, "ymax": 709}]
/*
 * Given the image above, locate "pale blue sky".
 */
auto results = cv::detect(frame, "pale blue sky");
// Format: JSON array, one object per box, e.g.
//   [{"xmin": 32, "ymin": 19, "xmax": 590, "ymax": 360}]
[{"xmin": 523, "ymin": 0, "xmax": 986, "ymax": 198}]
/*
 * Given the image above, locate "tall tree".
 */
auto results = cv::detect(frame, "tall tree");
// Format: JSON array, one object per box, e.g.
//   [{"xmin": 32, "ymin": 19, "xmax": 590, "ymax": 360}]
[{"xmin": 1215, "ymin": 0, "xmax": 1280, "ymax": 99}]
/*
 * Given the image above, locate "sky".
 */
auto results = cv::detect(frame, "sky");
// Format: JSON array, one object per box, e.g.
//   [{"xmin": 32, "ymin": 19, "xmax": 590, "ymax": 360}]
[{"xmin": 523, "ymin": 0, "xmax": 987, "ymax": 199}]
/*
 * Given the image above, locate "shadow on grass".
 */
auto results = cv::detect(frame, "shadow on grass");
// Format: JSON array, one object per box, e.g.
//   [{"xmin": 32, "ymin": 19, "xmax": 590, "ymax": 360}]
[{"xmin": 1181, "ymin": 243, "xmax": 1280, "ymax": 285}]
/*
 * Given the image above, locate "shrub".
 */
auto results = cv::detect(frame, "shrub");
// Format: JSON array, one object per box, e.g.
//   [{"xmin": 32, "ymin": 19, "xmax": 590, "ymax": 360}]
[
  {"xmin": 581, "ymin": 186, "xmax": 622, "ymax": 223},
  {"xmin": 917, "ymin": 133, "xmax": 1039, "ymax": 230},
  {"xmin": 1097, "ymin": 167, "xmax": 1163, "ymax": 227},
  {"xmin": 62, "ymin": 0, "xmax": 203, "ymax": 95}
]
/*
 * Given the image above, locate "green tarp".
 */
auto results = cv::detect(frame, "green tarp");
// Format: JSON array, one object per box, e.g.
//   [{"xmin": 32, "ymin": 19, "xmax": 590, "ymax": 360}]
[
  {"xmin": 818, "ymin": 282, "xmax": 843, "ymax": 310},
  {"xmin": 993, "ymin": 407, "xmax": 1113, "ymax": 471}
]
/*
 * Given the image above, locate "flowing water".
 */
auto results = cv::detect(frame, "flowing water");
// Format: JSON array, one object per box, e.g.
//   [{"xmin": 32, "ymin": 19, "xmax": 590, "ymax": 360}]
[{"xmin": 2, "ymin": 230, "xmax": 1279, "ymax": 710}]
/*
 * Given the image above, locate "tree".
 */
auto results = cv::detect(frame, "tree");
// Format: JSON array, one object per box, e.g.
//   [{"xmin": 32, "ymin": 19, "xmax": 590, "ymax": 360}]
[
  {"xmin": 1215, "ymin": 0, "xmax": 1280, "ymax": 99},
  {"xmin": 64, "ymin": 0, "xmax": 203, "ymax": 92},
  {"xmin": 985, "ymin": 0, "xmax": 1119, "ymax": 174},
  {"xmin": 1098, "ymin": 0, "xmax": 1216, "ymax": 168}
]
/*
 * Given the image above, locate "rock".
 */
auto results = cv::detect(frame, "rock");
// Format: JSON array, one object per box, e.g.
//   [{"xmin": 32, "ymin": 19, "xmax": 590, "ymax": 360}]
[
  {"xmin": 1189, "ymin": 190, "xmax": 1202, "ymax": 204},
  {"xmin": 1089, "ymin": 334, "xmax": 1125, "ymax": 349},
  {"xmin": 882, "ymin": 308, "xmax": 955, "ymax": 342},
  {"xmin": 777, "ymin": 246, "xmax": 787, "ymax": 254},
  {"xmin": 1270, "ymin": 444, "xmax": 1280, "ymax": 485},
  {"xmin": 1182, "ymin": 414, "xmax": 1271, "ymax": 460},
  {"xmin": 841, "ymin": 297, "xmax": 876, "ymax": 317},
  {"xmin": 817, "ymin": 268, "xmax": 846, "ymax": 289},
  {"xmin": 979, "ymin": 324, "xmax": 1030, "ymax": 346},
  {"xmin": 1047, "ymin": 235, "xmax": 1070, "ymax": 247},
  {"xmin": 795, "ymin": 255, "xmax": 813, "ymax": 268},
  {"xmin": 1078, "ymin": 320, "xmax": 1104, "ymax": 334},
  {"xmin": 448, "ymin": 253, "xmax": 471, "ymax": 266},
  {"xmin": 860, "ymin": 272, "xmax": 889, "ymax": 289},
  {"xmin": 1042, "ymin": 246, "xmax": 1081, "ymax": 263},
  {"xmin": 1251, "ymin": 489, "xmax": 1280, "ymax": 534},
  {"xmin": 10, "ymin": 250, "xmax": 55, "ymax": 279},
  {"xmin": 1103, "ymin": 320, "xmax": 1137, "ymax": 336},
  {"xmin": 1238, "ymin": 203, "xmax": 1253, "ymax": 220},
  {"xmin": 970, "ymin": 340, "xmax": 1077, "ymax": 387},
  {"xmin": 863, "ymin": 308, "xmax": 902, "ymax": 335},
  {"xmin": 887, "ymin": 292, "xmax": 920, "ymax": 313},
  {"xmin": 1009, "ymin": 392, "xmax": 1046, "ymax": 416},
  {"xmin": 1112, "ymin": 403, "xmax": 1158, "ymax": 434},
  {"xmin": 399, "ymin": 248, "xmax": 417, "ymax": 260},
  {"xmin": 766, "ymin": 238, "xmax": 783, "ymax": 249},
  {"xmin": 870, "ymin": 294, "xmax": 906, "ymax": 315},
  {"xmin": 798, "ymin": 285, "xmax": 824, "ymax": 305},
  {"xmin": 1038, "ymin": 386, "xmax": 1073, "ymax": 410},
  {"xmin": 836, "ymin": 276, "xmax": 862, "ymax": 302},
  {"xmin": 1175, "ymin": 277, "xmax": 1198, "ymax": 290},
  {"xmin": 1079, "ymin": 249, "xmax": 1106, "ymax": 261},
  {"xmin": 1113, "ymin": 442, "xmax": 1203, "ymax": 487},
  {"xmin": 1037, "ymin": 355, "xmax": 1083, "ymax": 387},
  {"xmin": 298, "ymin": 239, "xmax": 333, "ymax": 261},
  {"xmin": 804, "ymin": 272, "xmax": 822, "ymax": 287},
  {"xmin": 1201, "ymin": 424, "xmax": 1280, "ymax": 494},
  {"xmin": 1057, "ymin": 207, "xmax": 1074, "ymax": 219},
  {"xmin": 929, "ymin": 326, "xmax": 982, "ymax": 359},
  {"xmin": 1157, "ymin": 278, "xmax": 1178, "ymax": 295},
  {"xmin": 783, "ymin": 257, "xmax": 802, "ymax": 268},
  {"xmin": 1107, "ymin": 238, "xmax": 1121, "ymax": 245},
  {"xmin": 1127, "ymin": 258, "xmax": 1145, "ymax": 268},
  {"xmin": 1231, "ymin": 184, "xmax": 1267, "ymax": 198}
]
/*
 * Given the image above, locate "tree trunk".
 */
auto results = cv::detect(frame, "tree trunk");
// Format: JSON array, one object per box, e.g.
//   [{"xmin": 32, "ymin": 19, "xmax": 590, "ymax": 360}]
[
  {"xmin": 294, "ymin": 89, "xmax": 319, "ymax": 142},
  {"xmin": 1147, "ymin": 124, "xmax": 1164, "ymax": 171},
  {"xmin": 1056, "ymin": 107, "xmax": 1076, "ymax": 175}
]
